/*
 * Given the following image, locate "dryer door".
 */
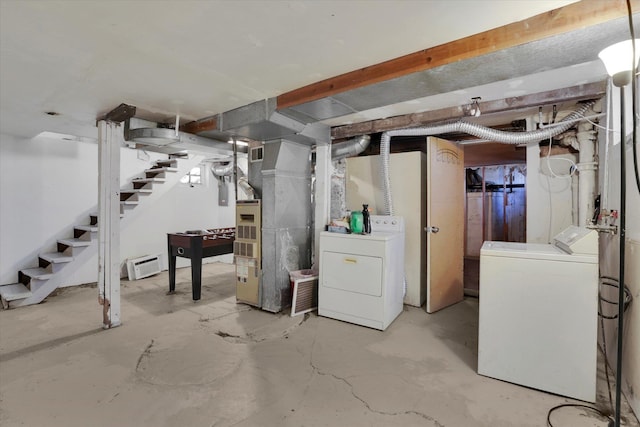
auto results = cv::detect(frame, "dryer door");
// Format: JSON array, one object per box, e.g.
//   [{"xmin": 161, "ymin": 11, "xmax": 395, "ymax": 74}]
[{"xmin": 321, "ymin": 251, "xmax": 383, "ymax": 297}]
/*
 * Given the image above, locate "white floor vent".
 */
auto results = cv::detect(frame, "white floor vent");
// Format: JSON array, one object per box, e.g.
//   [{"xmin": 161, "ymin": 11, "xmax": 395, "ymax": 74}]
[
  {"xmin": 291, "ymin": 276, "xmax": 318, "ymax": 317},
  {"xmin": 126, "ymin": 254, "xmax": 163, "ymax": 280}
]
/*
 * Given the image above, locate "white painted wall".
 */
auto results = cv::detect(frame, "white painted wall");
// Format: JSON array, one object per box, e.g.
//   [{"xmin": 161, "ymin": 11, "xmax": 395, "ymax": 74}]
[
  {"xmin": 525, "ymin": 87, "xmax": 639, "ymax": 418},
  {"xmin": 0, "ymin": 132, "xmax": 236, "ymax": 288},
  {"xmin": 526, "ymin": 144, "xmax": 577, "ymax": 243},
  {"xmin": 597, "ymin": 83, "xmax": 640, "ymax": 419}
]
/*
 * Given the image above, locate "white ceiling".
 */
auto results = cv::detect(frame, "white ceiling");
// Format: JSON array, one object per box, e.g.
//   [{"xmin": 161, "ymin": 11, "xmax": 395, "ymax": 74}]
[{"xmin": 0, "ymin": 0, "xmax": 584, "ymax": 140}]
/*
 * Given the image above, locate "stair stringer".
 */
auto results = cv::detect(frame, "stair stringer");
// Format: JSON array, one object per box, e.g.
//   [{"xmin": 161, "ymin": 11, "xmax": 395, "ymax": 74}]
[{"xmin": 8, "ymin": 155, "xmax": 204, "ymax": 308}]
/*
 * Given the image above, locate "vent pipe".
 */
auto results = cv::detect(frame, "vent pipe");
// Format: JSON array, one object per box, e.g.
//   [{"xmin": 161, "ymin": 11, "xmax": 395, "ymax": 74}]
[{"xmin": 331, "ymin": 135, "xmax": 371, "ymax": 160}]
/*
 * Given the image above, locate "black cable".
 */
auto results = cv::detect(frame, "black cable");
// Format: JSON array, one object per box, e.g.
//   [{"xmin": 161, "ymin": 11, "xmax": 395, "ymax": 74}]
[
  {"xmin": 598, "ymin": 277, "xmax": 633, "ymax": 319},
  {"xmin": 547, "ymin": 403, "xmax": 613, "ymax": 427},
  {"xmin": 627, "ymin": 0, "xmax": 640, "ymax": 195},
  {"xmin": 599, "ymin": 289, "xmax": 614, "ymax": 411}
]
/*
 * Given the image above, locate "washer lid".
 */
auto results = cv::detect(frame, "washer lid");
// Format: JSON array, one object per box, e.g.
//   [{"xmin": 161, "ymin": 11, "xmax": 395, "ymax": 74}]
[{"xmin": 480, "ymin": 241, "xmax": 598, "ymax": 263}]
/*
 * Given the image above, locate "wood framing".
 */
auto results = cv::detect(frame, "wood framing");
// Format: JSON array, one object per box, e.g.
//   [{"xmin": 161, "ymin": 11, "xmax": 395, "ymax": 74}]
[
  {"xmin": 277, "ymin": 1, "xmax": 631, "ymax": 110},
  {"xmin": 331, "ymin": 81, "xmax": 607, "ymax": 140}
]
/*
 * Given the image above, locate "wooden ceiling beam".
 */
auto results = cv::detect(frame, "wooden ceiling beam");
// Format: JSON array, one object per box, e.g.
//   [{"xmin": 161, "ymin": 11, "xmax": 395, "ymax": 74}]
[
  {"xmin": 277, "ymin": 0, "xmax": 630, "ymax": 110},
  {"xmin": 331, "ymin": 81, "xmax": 606, "ymax": 140},
  {"xmin": 181, "ymin": 116, "xmax": 218, "ymax": 134}
]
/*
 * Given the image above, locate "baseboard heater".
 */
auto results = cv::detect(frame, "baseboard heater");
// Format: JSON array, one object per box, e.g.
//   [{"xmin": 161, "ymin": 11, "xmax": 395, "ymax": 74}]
[{"xmin": 126, "ymin": 254, "xmax": 163, "ymax": 280}]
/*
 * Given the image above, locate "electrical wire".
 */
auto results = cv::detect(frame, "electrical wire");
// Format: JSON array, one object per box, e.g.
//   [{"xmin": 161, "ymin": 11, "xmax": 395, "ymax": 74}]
[
  {"xmin": 545, "ymin": 136, "xmax": 577, "ymax": 179},
  {"xmin": 547, "ymin": 404, "xmax": 613, "ymax": 427}
]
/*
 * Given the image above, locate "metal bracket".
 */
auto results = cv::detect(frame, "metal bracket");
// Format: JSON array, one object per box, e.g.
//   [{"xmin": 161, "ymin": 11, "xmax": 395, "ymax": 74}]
[{"xmin": 425, "ymin": 226, "xmax": 440, "ymax": 234}]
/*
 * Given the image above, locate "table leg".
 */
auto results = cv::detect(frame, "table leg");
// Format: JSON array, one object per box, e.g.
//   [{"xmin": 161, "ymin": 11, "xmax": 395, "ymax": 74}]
[
  {"xmin": 168, "ymin": 237, "xmax": 176, "ymax": 294},
  {"xmin": 191, "ymin": 237, "xmax": 203, "ymax": 300}
]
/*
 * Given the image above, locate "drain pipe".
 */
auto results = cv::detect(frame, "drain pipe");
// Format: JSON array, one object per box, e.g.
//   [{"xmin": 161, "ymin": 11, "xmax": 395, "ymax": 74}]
[
  {"xmin": 576, "ymin": 101, "xmax": 601, "ymax": 226},
  {"xmin": 380, "ymin": 101, "xmax": 595, "ymax": 215},
  {"xmin": 331, "ymin": 135, "xmax": 371, "ymax": 160}
]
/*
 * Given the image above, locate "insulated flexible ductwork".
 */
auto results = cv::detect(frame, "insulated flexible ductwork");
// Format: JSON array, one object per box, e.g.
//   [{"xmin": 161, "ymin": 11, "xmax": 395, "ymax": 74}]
[
  {"xmin": 380, "ymin": 101, "xmax": 595, "ymax": 215},
  {"xmin": 331, "ymin": 135, "xmax": 371, "ymax": 160},
  {"xmin": 211, "ymin": 162, "xmax": 256, "ymax": 199},
  {"xmin": 211, "ymin": 162, "xmax": 234, "ymax": 176}
]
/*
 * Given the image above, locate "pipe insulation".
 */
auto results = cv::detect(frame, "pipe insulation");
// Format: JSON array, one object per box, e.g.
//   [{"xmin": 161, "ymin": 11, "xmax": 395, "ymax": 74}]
[
  {"xmin": 331, "ymin": 135, "xmax": 371, "ymax": 160},
  {"xmin": 379, "ymin": 101, "xmax": 596, "ymax": 215}
]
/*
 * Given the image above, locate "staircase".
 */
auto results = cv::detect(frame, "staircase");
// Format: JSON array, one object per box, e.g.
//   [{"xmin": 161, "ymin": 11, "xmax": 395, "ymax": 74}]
[{"xmin": 0, "ymin": 158, "xmax": 184, "ymax": 309}]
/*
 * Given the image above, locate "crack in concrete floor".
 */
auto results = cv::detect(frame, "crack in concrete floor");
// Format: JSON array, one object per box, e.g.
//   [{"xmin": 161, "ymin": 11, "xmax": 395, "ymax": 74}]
[{"xmin": 306, "ymin": 326, "xmax": 445, "ymax": 427}]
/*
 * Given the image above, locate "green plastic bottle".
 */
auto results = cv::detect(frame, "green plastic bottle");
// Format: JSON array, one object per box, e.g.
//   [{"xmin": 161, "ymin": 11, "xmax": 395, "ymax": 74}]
[{"xmin": 350, "ymin": 211, "xmax": 364, "ymax": 234}]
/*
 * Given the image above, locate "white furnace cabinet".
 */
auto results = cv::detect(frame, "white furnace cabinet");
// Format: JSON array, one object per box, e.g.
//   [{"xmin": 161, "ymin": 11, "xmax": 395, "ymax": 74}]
[
  {"xmin": 346, "ymin": 152, "xmax": 426, "ymax": 306},
  {"xmin": 319, "ymin": 230, "xmax": 404, "ymax": 331}
]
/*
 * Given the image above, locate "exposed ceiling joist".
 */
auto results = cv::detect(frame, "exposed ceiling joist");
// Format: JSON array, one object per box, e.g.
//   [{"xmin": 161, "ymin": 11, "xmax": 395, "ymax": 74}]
[
  {"xmin": 331, "ymin": 81, "xmax": 606, "ymax": 140},
  {"xmin": 276, "ymin": 1, "xmax": 629, "ymax": 110},
  {"xmin": 181, "ymin": 116, "xmax": 218, "ymax": 135}
]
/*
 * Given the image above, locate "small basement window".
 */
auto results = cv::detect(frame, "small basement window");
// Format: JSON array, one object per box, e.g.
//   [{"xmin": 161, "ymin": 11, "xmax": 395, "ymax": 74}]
[{"xmin": 180, "ymin": 166, "xmax": 202, "ymax": 185}]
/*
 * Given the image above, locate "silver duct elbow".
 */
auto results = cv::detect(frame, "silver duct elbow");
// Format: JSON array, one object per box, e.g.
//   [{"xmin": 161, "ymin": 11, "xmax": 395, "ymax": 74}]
[
  {"xmin": 211, "ymin": 162, "xmax": 234, "ymax": 177},
  {"xmin": 331, "ymin": 135, "xmax": 371, "ymax": 160}
]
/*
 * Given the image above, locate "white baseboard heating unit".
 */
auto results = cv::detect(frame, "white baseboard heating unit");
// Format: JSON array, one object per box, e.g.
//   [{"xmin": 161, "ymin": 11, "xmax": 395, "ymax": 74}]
[{"xmin": 126, "ymin": 254, "xmax": 163, "ymax": 280}]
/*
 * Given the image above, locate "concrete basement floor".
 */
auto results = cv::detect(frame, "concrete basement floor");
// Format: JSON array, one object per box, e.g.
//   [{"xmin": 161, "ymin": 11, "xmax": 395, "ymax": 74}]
[{"xmin": 0, "ymin": 262, "xmax": 638, "ymax": 427}]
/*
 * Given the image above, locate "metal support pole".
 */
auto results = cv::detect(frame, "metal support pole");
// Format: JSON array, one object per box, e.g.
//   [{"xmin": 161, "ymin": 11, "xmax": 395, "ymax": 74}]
[
  {"xmin": 97, "ymin": 120, "xmax": 122, "ymax": 329},
  {"xmin": 233, "ymin": 136, "xmax": 238, "ymax": 201},
  {"xmin": 614, "ymin": 86, "xmax": 627, "ymax": 427}
]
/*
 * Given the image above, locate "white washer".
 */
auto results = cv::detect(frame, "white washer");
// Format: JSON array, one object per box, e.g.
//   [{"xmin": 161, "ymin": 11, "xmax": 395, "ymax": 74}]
[
  {"xmin": 318, "ymin": 216, "xmax": 405, "ymax": 330},
  {"xmin": 478, "ymin": 226, "xmax": 599, "ymax": 402}
]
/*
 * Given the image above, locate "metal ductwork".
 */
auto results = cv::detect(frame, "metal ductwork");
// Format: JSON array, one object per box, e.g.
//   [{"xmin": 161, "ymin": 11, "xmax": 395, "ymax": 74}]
[
  {"xmin": 331, "ymin": 135, "xmax": 371, "ymax": 159},
  {"xmin": 211, "ymin": 161, "xmax": 256, "ymax": 199},
  {"xmin": 221, "ymin": 98, "xmax": 328, "ymax": 145}
]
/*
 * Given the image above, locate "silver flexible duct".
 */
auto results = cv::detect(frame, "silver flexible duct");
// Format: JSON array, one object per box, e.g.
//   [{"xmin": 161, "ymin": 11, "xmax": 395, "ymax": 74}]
[
  {"xmin": 238, "ymin": 177, "xmax": 255, "ymax": 199},
  {"xmin": 380, "ymin": 101, "xmax": 595, "ymax": 215},
  {"xmin": 331, "ymin": 135, "xmax": 371, "ymax": 160},
  {"xmin": 211, "ymin": 162, "xmax": 234, "ymax": 177},
  {"xmin": 211, "ymin": 162, "xmax": 255, "ymax": 199}
]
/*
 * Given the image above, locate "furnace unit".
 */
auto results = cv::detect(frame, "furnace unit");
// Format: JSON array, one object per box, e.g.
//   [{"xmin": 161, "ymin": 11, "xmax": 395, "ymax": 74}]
[{"xmin": 235, "ymin": 199, "xmax": 262, "ymax": 306}]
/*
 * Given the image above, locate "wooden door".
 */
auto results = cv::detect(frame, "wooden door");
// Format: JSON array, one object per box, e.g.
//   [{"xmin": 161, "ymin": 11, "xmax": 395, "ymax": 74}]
[{"xmin": 426, "ymin": 137, "xmax": 465, "ymax": 313}]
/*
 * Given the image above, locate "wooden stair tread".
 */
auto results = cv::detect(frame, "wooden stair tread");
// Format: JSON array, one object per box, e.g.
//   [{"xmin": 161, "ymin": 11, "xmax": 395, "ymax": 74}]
[
  {"xmin": 145, "ymin": 167, "xmax": 177, "ymax": 173},
  {"xmin": 121, "ymin": 200, "xmax": 139, "ymax": 205},
  {"xmin": 75, "ymin": 225, "xmax": 98, "ymax": 232},
  {"xmin": 132, "ymin": 178, "xmax": 165, "ymax": 183},
  {"xmin": 20, "ymin": 268, "xmax": 53, "ymax": 280},
  {"xmin": 58, "ymin": 238, "xmax": 92, "ymax": 247},
  {"xmin": 40, "ymin": 252, "xmax": 74, "ymax": 263},
  {"xmin": 0, "ymin": 283, "xmax": 32, "ymax": 301},
  {"xmin": 121, "ymin": 189, "xmax": 152, "ymax": 194}
]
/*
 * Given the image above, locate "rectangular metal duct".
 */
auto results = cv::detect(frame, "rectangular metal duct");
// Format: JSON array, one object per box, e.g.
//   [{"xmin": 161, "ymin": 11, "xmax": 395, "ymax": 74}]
[
  {"xmin": 221, "ymin": 98, "xmax": 328, "ymax": 145},
  {"xmin": 260, "ymin": 139, "xmax": 312, "ymax": 312}
]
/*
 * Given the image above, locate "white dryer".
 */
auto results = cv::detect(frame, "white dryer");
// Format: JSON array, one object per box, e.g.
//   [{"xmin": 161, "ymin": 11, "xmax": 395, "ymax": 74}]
[
  {"xmin": 318, "ymin": 216, "xmax": 405, "ymax": 330},
  {"xmin": 478, "ymin": 226, "xmax": 599, "ymax": 402}
]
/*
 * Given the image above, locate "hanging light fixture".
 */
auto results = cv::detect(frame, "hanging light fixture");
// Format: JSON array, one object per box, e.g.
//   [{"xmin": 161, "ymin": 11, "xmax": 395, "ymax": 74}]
[{"xmin": 598, "ymin": 38, "xmax": 638, "ymax": 427}]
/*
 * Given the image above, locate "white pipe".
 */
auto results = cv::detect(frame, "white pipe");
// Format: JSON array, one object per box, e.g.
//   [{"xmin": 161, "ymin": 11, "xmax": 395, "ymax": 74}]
[{"xmin": 571, "ymin": 173, "xmax": 579, "ymax": 225}]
